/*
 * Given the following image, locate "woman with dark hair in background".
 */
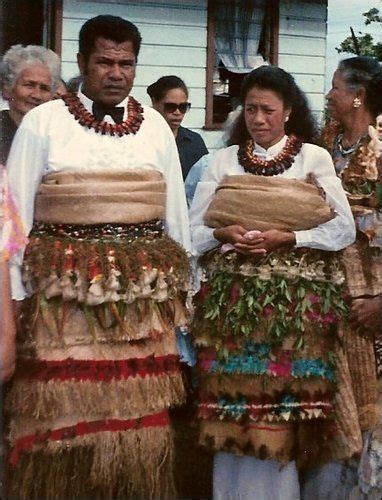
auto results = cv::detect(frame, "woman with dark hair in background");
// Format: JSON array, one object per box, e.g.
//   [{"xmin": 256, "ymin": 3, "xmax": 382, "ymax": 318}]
[
  {"xmin": 302, "ymin": 56, "xmax": 382, "ymax": 500},
  {"xmin": 147, "ymin": 75, "xmax": 208, "ymax": 179},
  {"xmin": 0, "ymin": 44, "xmax": 61, "ymax": 164},
  {"xmin": 190, "ymin": 65, "xmax": 355, "ymax": 499}
]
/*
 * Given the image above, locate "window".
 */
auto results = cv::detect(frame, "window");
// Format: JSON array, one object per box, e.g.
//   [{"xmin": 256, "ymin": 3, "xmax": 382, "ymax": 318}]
[{"xmin": 205, "ymin": 0, "xmax": 279, "ymax": 129}]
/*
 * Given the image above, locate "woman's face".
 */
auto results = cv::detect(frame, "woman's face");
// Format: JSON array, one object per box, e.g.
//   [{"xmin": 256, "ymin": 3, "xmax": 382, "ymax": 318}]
[
  {"xmin": 326, "ymin": 70, "xmax": 357, "ymax": 122},
  {"xmin": 5, "ymin": 64, "xmax": 53, "ymax": 121},
  {"xmin": 153, "ymin": 88, "xmax": 189, "ymax": 132},
  {"xmin": 244, "ymin": 86, "xmax": 290, "ymax": 149}
]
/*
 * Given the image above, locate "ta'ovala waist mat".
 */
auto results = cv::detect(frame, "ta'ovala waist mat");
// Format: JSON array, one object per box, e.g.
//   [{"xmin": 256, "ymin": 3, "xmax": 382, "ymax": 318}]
[
  {"xmin": 34, "ymin": 169, "xmax": 166, "ymax": 225},
  {"xmin": 204, "ymin": 174, "xmax": 334, "ymax": 231}
]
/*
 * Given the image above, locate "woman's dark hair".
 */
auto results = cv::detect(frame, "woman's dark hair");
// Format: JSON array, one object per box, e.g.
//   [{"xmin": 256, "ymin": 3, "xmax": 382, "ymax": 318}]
[
  {"xmin": 79, "ymin": 15, "xmax": 142, "ymax": 62},
  {"xmin": 147, "ymin": 76, "xmax": 188, "ymax": 102},
  {"xmin": 227, "ymin": 65, "xmax": 318, "ymax": 146},
  {"xmin": 338, "ymin": 56, "xmax": 382, "ymax": 118}
]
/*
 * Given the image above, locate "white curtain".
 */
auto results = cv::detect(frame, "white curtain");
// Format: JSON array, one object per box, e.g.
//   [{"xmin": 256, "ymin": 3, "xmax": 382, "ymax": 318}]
[{"xmin": 215, "ymin": 0, "xmax": 268, "ymax": 74}]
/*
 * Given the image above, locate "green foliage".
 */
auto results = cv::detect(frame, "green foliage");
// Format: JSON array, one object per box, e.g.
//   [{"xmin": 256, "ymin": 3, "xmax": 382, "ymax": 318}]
[{"xmin": 336, "ymin": 7, "xmax": 382, "ymax": 61}]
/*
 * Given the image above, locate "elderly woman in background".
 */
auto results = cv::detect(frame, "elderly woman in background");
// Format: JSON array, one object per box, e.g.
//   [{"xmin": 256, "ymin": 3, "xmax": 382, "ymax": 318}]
[
  {"xmin": 190, "ymin": 65, "xmax": 355, "ymax": 499},
  {"xmin": 302, "ymin": 56, "xmax": 382, "ymax": 500},
  {"xmin": 0, "ymin": 44, "xmax": 61, "ymax": 163},
  {"xmin": 147, "ymin": 75, "xmax": 208, "ymax": 179}
]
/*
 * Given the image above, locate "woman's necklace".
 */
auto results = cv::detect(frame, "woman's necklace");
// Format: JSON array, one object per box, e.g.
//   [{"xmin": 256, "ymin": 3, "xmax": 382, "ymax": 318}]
[
  {"xmin": 237, "ymin": 135, "xmax": 303, "ymax": 176},
  {"xmin": 335, "ymin": 133, "xmax": 366, "ymax": 157},
  {"xmin": 62, "ymin": 93, "xmax": 144, "ymax": 136}
]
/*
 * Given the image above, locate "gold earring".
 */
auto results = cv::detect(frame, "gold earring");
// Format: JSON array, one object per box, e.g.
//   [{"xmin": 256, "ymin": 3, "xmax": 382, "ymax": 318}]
[{"xmin": 353, "ymin": 97, "xmax": 362, "ymax": 108}]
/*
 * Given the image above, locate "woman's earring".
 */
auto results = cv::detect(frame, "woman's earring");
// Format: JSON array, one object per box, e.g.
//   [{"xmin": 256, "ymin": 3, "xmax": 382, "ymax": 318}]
[
  {"xmin": 353, "ymin": 97, "xmax": 362, "ymax": 108},
  {"xmin": 285, "ymin": 116, "xmax": 289, "ymax": 122}
]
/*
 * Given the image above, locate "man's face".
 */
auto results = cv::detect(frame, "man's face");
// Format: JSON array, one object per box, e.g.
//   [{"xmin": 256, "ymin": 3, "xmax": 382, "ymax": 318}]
[{"xmin": 78, "ymin": 37, "xmax": 136, "ymax": 106}]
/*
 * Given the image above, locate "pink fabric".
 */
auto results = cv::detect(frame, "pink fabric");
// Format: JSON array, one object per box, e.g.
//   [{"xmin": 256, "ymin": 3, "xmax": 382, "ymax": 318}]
[{"xmin": 1, "ymin": 166, "xmax": 28, "ymax": 261}]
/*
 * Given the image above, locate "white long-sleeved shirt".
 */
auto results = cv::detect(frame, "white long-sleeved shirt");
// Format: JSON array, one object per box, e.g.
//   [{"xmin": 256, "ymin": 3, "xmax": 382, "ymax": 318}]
[
  {"xmin": 7, "ymin": 89, "xmax": 191, "ymax": 300},
  {"xmin": 190, "ymin": 135, "xmax": 355, "ymax": 256}
]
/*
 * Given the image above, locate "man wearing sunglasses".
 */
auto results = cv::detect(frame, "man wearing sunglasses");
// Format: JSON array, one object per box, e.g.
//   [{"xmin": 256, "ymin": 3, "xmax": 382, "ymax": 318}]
[{"xmin": 148, "ymin": 75, "xmax": 208, "ymax": 179}]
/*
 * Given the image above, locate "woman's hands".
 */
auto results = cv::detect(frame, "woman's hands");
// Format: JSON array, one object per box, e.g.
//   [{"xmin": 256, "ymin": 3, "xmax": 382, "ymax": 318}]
[{"xmin": 213, "ymin": 225, "xmax": 296, "ymax": 256}]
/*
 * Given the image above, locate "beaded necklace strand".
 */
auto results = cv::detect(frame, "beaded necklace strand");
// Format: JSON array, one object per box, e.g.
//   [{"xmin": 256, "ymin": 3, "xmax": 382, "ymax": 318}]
[
  {"xmin": 237, "ymin": 135, "xmax": 303, "ymax": 176},
  {"xmin": 62, "ymin": 93, "xmax": 144, "ymax": 137}
]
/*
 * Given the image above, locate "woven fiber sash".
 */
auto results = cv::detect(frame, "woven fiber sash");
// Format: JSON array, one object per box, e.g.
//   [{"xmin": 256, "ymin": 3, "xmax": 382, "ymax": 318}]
[
  {"xmin": 34, "ymin": 169, "xmax": 166, "ymax": 225},
  {"xmin": 204, "ymin": 174, "xmax": 334, "ymax": 231}
]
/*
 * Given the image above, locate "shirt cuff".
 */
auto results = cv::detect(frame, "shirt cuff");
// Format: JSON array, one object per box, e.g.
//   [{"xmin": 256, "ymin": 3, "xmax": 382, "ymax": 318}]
[
  {"xmin": 10, "ymin": 263, "xmax": 27, "ymax": 301},
  {"xmin": 294, "ymin": 230, "xmax": 313, "ymax": 248},
  {"xmin": 204, "ymin": 227, "xmax": 220, "ymax": 250}
]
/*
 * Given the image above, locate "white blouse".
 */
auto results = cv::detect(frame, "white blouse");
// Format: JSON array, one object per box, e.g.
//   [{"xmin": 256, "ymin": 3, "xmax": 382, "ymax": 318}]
[
  {"xmin": 190, "ymin": 135, "xmax": 355, "ymax": 256},
  {"xmin": 7, "ymin": 90, "xmax": 191, "ymax": 300}
]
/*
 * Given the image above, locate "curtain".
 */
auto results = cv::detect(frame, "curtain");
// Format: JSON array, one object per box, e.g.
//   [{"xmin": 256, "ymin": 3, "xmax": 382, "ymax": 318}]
[{"xmin": 214, "ymin": 0, "xmax": 267, "ymax": 74}]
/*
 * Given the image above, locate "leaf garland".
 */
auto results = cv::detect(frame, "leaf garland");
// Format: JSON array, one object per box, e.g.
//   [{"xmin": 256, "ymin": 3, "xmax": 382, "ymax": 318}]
[{"xmin": 194, "ymin": 250, "xmax": 348, "ymax": 357}]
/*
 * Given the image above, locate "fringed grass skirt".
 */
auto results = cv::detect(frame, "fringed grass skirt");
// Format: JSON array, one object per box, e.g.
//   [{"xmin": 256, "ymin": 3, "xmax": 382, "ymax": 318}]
[
  {"xmin": 193, "ymin": 249, "xmax": 352, "ymax": 469},
  {"xmin": 5, "ymin": 224, "xmax": 190, "ymax": 499}
]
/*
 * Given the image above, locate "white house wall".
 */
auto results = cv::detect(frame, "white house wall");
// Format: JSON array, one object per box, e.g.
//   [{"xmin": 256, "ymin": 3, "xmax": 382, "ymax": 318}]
[{"xmin": 61, "ymin": 0, "xmax": 327, "ymax": 151}]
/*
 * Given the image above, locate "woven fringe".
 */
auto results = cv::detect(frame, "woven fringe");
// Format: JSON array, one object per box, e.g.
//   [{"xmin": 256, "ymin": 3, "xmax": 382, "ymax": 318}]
[
  {"xmin": 200, "ymin": 373, "xmax": 334, "ymax": 399},
  {"xmin": 199, "ymin": 417, "xmax": 336, "ymax": 469},
  {"xmin": 6, "ymin": 425, "xmax": 176, "ymax": 499},
  {"xmin": 7, "ymin": 372, "xmax": 185, "ymax": 432},
  {"xmin": 331, "ymin": 345, "xmax": 363, "ymax": 460},
  {"xmin": 342, "ymin": 322, "xmax": 379, "ymax": 431},
  {"xmin": 20, "ymin": 295, "xmax": 188, "ymax": 350}
]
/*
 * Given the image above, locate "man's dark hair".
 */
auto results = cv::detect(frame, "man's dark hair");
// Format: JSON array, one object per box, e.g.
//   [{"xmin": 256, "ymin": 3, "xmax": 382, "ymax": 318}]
[{"xmin": 79, "ymin": 15, "xmax": 142, "ymax": 62}]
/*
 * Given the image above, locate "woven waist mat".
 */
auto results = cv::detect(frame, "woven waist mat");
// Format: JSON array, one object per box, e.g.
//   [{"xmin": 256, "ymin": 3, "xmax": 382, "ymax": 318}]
[{"xmin": 34, "ymin": 169, "xmax": 167, "ymax": 224}]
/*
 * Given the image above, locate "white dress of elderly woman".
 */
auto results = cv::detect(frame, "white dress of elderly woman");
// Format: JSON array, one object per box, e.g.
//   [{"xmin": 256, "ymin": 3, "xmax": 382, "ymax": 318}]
[
  {"xmin": 0, "ymin": 44, "xmax": 61, "ymax": 164},
  {"xmin": 190, "ymin": 66, "xmax": 356, "ymax": 500}
]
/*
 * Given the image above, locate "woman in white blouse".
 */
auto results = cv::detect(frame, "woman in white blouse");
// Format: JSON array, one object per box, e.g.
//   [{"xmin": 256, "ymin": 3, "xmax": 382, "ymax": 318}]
[{"xmin": 190, "ymin": 66, "xmax": 355, "ymax": 500}]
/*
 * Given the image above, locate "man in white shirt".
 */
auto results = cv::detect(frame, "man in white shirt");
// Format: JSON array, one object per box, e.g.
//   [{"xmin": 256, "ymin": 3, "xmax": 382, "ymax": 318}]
[{"xmin": 5, "ymin": 15, "xmax": 190, "ymax": 499}]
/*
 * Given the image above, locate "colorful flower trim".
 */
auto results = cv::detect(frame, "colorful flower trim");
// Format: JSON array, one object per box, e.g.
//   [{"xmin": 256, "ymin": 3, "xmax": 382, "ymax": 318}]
[
  {"xmin": 10, "ymin": 410, "xmax": 169, "ymax": 466},
  {"xmin": 198, "ymin": 344, "xmax": 335, "ymax": 381},
  {"xmin": 23, "ymin": 233, "xmax": 190, "ymax": 306},
  {"xmin": 198, "ymin": 392, "xmax": 333, "ymax": 423}
]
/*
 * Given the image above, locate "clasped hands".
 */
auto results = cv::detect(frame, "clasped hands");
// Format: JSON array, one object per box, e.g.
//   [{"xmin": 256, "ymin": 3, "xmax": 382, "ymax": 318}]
[{"xmin": 213, "ymin": 225, "xmax": 296, "ymax": 256}]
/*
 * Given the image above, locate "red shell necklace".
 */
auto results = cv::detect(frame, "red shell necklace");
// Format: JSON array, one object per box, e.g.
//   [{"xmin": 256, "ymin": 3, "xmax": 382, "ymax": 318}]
[
  {"xmin": 237, "ymin": 135, "xmax": 303, "ymax": 176},
  {"xmin": 62, "ymin": 93, "xmax": 144, "ymax": 136}
]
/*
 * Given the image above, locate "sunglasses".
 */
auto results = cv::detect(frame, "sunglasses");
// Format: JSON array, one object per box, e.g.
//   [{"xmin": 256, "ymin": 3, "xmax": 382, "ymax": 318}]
[{"xmin": 163, "ymin": 102, "xmax": 191, "ymax": 114}]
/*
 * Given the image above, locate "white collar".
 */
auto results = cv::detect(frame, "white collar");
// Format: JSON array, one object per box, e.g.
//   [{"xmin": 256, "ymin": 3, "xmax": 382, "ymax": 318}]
[
  {"xmin": 78, "ymin": 86, "xmax": 130, "ymax": 121},
  {"xmin": 253, "ymin": 135, "xmax": 288, "ymax": 157}
]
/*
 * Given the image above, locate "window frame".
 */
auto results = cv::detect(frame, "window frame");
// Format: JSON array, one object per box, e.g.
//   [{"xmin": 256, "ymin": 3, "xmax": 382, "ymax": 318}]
[
  {"xmin": 204, "ymin": 0, "xmax": 280, "ymax": 130},
  {"xmin": 45, "ymin": 0, "xmax": 63, "ymax": 55}
]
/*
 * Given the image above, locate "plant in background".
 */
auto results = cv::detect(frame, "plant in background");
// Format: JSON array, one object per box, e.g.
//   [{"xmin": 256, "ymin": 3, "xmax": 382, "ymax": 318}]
[{"xmin": 336, "ymin": 6, "xmax": 382, "ymax": 61}]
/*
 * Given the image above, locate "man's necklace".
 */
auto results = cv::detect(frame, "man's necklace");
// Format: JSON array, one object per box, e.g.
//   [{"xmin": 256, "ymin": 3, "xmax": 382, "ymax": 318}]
[{"xmin": 62, "ymin": 93, "xmax": 144, "ymax": 136}]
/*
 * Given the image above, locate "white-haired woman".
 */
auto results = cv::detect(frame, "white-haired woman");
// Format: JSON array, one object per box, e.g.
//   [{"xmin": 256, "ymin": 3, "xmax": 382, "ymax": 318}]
[{"xmin": 1, "ymin": 44, "xmax": 61, "ymax": 164}]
